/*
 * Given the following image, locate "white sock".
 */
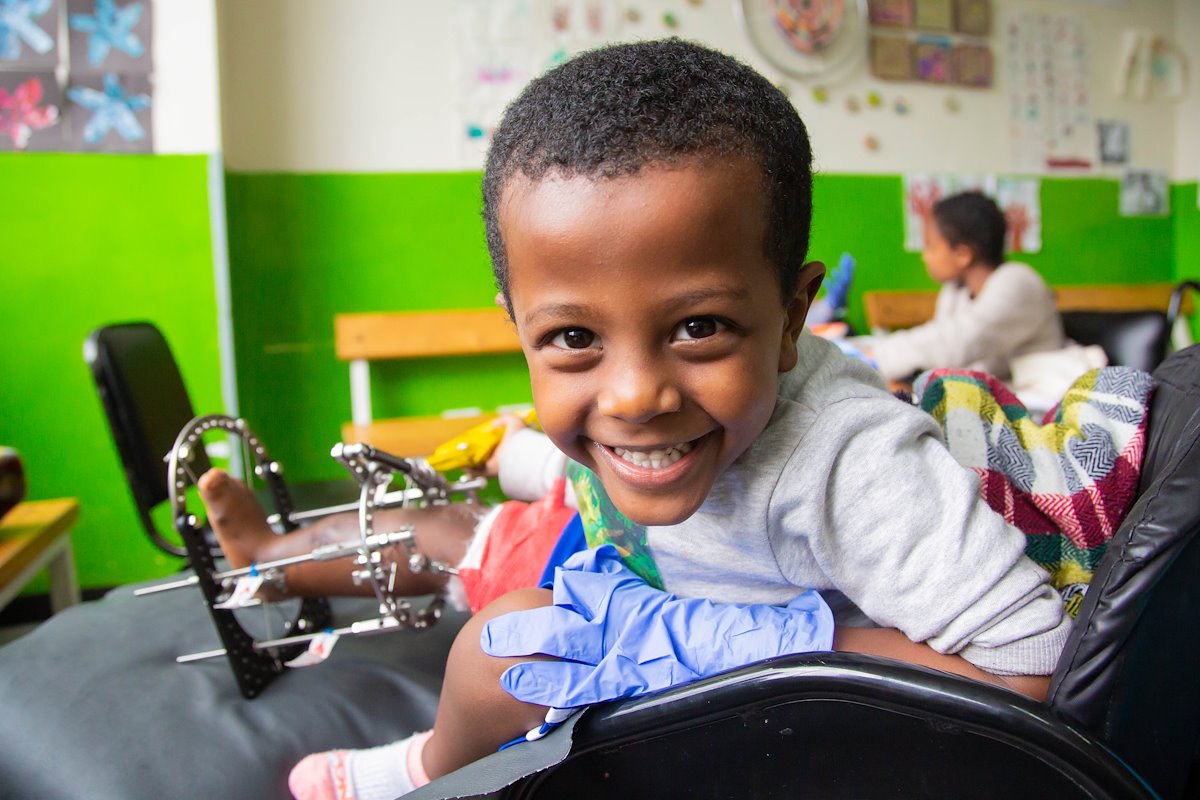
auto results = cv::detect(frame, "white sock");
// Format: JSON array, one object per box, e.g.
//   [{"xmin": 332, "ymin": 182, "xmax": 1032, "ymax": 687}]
[{"xmin": 288, "ymin": 730, "xmax": 432, "ymax": 800}]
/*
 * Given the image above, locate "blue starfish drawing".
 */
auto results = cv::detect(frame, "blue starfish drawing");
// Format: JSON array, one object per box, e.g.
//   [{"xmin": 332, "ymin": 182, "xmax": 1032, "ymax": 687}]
[
  {"xmin": 0, "ymin": 0, "xmax": 55, "ymax": 60},
  {"xmin": 67, "ymin": 72, "xmax": 150, "ymax": 145},
  {"xmin": 69, "ymin": 0, "xmax": 144, "ymax": 66}
]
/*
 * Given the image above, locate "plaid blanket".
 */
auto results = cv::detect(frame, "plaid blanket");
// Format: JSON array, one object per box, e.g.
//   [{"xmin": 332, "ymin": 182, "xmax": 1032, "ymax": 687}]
[{"xmin": 914, "ymin": 367, "xmax": 1156, "ymax": 616}]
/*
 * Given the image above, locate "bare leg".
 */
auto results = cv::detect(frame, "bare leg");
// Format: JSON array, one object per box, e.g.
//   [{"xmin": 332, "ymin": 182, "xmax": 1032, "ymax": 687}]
[
  {"xmin": 197, "ymin": 469, "xmax": 488, "ymax": 598},
  {"xmin": 422, "ymin": 588, "xmax": 556, "ymax": 780}
]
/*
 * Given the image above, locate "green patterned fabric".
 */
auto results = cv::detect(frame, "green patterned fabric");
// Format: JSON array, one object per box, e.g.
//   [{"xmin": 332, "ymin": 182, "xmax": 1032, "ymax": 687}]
[{"xmin": 566, "ymin": 462, "xmax": 665, "ymax": 589}]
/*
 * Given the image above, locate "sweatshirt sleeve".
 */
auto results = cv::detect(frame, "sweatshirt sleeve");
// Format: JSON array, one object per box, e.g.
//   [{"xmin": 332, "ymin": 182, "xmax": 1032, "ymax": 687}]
[
  {"xmin": 870, "ymin": 265, "xmax": 1058, "ymax": 380},
  {"xmin": 770, "ymin": 396, "xmax": 1070, "ymax": 676}
]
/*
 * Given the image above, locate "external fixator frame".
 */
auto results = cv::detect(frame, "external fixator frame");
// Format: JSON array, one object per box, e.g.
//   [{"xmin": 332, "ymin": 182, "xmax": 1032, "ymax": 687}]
[{"xmin": 143, "ymin": 414, "xmax": 485, "ymax": 699}]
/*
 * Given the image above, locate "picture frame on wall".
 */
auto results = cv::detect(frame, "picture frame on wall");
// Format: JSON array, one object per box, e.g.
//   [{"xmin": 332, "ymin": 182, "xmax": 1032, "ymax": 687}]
[
  {"xmin": 953, "ymin": 43, "xmax": 993, "ymax": 87},
  {"xmin": 954, "ymin": 0, "xmax": 990, "ymax": 36},
  {"xmin": 870, "ymin": 34, "xmax": 913, "ymax": 80},
  {"xmin": 914, "ymin": 36, "xmax": 952, "ymax": 82},
  {"xmin": 914, "ymin": 0, "xmax": 953, "ymax": 31},
  {"xmin": 868, "ymin": 0, "xmax": 913, "ymax": 28}
]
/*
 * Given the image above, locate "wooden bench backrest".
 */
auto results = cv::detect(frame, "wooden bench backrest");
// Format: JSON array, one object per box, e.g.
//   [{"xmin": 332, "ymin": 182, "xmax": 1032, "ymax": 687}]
[
  {"xmin": 863, "ymin": 283, "xmax": 1193, "ymax": 332},
  {"xmin": 333, "ymin": 308, "xmax": 525, "ymax": 457},
  {"xmin": 335, "ymin": 308, "xmax": 520, "ymax": 361}
]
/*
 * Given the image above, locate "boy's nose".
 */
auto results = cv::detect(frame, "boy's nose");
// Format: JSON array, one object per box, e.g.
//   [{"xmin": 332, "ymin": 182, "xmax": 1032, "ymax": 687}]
[{"xmin": 596, "ymin": 365, "xmax": 682, "ymax": 423}]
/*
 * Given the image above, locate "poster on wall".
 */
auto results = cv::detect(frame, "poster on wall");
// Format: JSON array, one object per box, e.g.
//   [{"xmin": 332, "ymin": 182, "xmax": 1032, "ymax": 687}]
[
  {"xmin": 66, "ymin": 0, "xmax": 152, "ymax": 75},
  {"xmin": 994, "ymin": 177, "xmax": 1042, "ymax": 253},
  {"xmin": 0, "ymin": 0, "xmax": 61, "ymax": 68},
  {"xmin": 903, "ymin": 173, "xmax": 996, "ymax": 252},
  {"xmin": 1119, "ymin": 170, "xmax": 1169, "ymax": 217},
  {"xmin": 1005, "ymin": 11, "xmax": 1093, "ymax": 173},
  {"xmin": 456, "ymin": 0, "xmax": 618, "ymax": 165},
  {"xmin": 64, "ymin": 71, "xmax": 151, "ymax": 153},
  {"xmin": 904, "ymin": 174, "xmax": 1040, "ymax": 254},
  {"xmin": 1096, "ymin": 120, "xmax": 1130, "ymax": 166},
  {"xmin": 0, "ymin": 70, "xmax": 61, "ymax": 150}
]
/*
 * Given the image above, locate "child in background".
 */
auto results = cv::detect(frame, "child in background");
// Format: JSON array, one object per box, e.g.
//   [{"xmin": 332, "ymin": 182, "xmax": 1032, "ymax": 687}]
[
  {"xmin": 862, "ymin": 192, "xmax": 1065, "ymax": 385},
  {"xmin": 201, "ymin": 40, "xmax": 1070, "ymax": 800}
]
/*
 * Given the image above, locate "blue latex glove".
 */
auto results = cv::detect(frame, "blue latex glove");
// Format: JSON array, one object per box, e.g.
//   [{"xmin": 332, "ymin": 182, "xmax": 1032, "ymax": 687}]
[{"xmin": 480, "ymin": 545, "xmax": 835, "ymax": 708}]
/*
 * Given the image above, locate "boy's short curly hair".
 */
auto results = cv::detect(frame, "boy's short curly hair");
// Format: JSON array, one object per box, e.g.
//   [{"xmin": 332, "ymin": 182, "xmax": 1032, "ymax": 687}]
[
  {"xmin": 930, "ymin": 191, "xmax": 1008, "ymax": 268},
  {"xmin": 482, "ymin": 38, "xmax": 814, "ymax": 308}
]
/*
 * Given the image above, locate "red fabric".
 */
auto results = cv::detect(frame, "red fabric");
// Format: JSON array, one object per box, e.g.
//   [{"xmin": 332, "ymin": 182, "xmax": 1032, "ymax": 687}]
[{"xmin": 458, "ymin": 478, "xmax": 576, "ymax": 613}]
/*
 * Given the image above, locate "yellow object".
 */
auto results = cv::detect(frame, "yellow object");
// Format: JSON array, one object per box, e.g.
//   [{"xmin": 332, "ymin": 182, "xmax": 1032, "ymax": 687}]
[{"xmin": 426, "ymin": 409, "xmax": 538, "ymax": 472}]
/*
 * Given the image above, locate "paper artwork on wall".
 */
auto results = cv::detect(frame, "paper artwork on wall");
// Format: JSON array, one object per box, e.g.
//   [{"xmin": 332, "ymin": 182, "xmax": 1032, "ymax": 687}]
[
  {"xmin": 64, "ymin": 71, "xmax": 151, "ymax": 152},
  {"xmin": 994, "ymin": 177, "xmax": 1042, "ymax": 253},
  {"xmin": 903, "ymin": 173, "xmax": 996, "ymax": 251},
  {"xmin": 0, "ymin": 70, "xmax": 60, "ymax": 150},
  {"xmin": 913, "ymin": 0, "xmax": 952, "ymax": 31},
  {"xmin": 953, "ymin": 43, "xmax": 991, "ymax": 87},
  {"xmin": 1006, "ymin": 11, "xmax": 1093, "ymax": 173},
  {"xmin": 456, "ymin": 0, "xmax": 618, "ymax": 165},
  {"xmin": 903, "ymin": 174, "xmax": 1040, "ymax": 254},
  {"xmin": 870, "ymin": 34, "xmax": 911, "ymax": 80},
  {"xmin": 953, "ymin": 0, "xmax": 989, "ymax": 36},
  {"xmin": 868, "ymin": 0, "xmax": 912, "ymax": 28},
  {"xmin": 0, "ymin": 0, "xmax": 60, "ymax": 68},
  {"xmin": 1096, "ymin": 120, "xmax": 1129, "ymax": 165},
  {"xmin": 913, "ymin": 35, "xmax": 951, "ymax": 83},
  {"xmin": 66, "ymin": 0, "xmax": 151, "ymax": 75},
  {"xmin": 1119, "ymin": 170, "xmax": 1168, "ymax": 217}
]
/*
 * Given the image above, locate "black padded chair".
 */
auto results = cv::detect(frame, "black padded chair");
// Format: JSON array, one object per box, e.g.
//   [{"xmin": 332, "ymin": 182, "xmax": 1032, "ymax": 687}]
[
  {"xmin": 85, "ymin": 322, "xmax": 212, "ymax": 556},
  {"xmin": 425, "ymin": 344, "xmax": 1200, "ymax": 800},
  {"xmin": 1062, "ymin": 279, "xmax": 1199, "ymax": 372},
  {"xmin": 84, "ymin": 322, "xmax": 358, "ymax": 557}
]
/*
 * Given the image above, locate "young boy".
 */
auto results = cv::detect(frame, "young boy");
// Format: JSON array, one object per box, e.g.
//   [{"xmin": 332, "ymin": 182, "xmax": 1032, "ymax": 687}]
[
  {"xmin": 204, "ymin": 39, "xmax": 1070, "ymax": 800},
  {"xmin": 864, "ymin": 191, "xmax": 1065, "ymax": 384}
]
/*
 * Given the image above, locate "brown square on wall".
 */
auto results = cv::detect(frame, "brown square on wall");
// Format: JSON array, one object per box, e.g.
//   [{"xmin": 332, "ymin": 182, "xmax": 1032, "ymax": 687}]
[
  {"xmin": 954, "ymin": 44, "xmax": 993, "ymax": 87},
  {"xmin": 954, "ymin": 0, "xmax": 990, "ymax": 35},
  {"xmin": 868, "ymin": 0, "xmax": 913, "ymax": 28},
  {"xmin": 914, "ymin": 0, "xmax": 953, "ymax": 30},
  {"xmin": 871, "ymin": 35, "xmax": 913, "ymax": 80}
]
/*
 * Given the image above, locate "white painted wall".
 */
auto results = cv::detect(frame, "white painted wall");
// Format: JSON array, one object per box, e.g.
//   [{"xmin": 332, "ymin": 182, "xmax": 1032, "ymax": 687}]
[
  {"xmin": 214, "ymin": 0, "xmax": 1193, "ymax": 177},
  {"xmin": 153, "ymin": 0, "xmax": 221, "ymax": 153},
  {"xmin": 1174, "ymin": 0, "xmax": 1199, "ymax": 182}
]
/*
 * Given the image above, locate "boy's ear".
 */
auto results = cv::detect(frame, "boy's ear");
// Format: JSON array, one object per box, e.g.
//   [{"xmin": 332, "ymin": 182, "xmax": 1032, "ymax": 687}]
[{"xmin": 779, "ymin": 260, "xmax": 826, "ymax": 373}]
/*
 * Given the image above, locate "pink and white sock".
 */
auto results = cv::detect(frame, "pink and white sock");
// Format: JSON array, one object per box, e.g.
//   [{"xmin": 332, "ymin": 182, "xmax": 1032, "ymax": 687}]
[{"xmin": 288, "ymin": 730, "xmax": 432, "ymax": 800}]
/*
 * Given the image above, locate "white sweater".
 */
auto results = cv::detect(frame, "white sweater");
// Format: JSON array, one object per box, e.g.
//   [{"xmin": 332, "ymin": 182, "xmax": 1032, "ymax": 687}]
[{"xmin": 870, "ymin": 262, "xmax": 1064, "ymax": 381}]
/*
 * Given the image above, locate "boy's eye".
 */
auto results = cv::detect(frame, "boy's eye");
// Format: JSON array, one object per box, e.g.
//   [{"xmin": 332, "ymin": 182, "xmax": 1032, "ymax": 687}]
[
  {"xmin": 550, "ymin": 328, "xmax": 596, "ymax": 349},
  {"xmin": 672, "ymin": 317, "xmax": 725, "ymax": 341}
]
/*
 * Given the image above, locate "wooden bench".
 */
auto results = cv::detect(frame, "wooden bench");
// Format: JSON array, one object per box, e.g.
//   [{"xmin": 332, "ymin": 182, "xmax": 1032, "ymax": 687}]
[
  {"xmin": 863, "ymin": 282, "xmax": 1194, "ymax": 333},
  {"xmin": 334, "ymin": 308, "xmax": 526, "ymax": 456},
  {"xmin": 0, "ymin": 498, "xmax": 82, "ymax": 614}
]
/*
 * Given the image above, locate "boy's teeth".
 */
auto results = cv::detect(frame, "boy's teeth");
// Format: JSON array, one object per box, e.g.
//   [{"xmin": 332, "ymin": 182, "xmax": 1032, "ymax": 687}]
[{"xmin": 612, "ymin": 441, "xmax": 693, "ymax": 469}]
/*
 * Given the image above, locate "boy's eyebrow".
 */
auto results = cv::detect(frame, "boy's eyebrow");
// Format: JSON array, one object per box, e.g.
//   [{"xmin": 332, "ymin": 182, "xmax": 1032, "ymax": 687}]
[{"xmin": 522, "ymin": 287, "xmax": 753, "ymax": 327}]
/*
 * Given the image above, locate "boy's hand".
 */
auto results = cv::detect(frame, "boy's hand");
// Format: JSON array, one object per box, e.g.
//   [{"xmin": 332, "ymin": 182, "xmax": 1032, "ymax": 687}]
[{"xmin": 480, "ymin": 545, "xmax": 835, "ymax": 708}]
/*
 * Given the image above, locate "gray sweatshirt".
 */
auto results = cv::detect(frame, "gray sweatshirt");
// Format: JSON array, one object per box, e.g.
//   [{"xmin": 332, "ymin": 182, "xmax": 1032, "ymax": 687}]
[{"xmin": 499, "ymin": 332, "xmax": 1070, "ymax": 676}]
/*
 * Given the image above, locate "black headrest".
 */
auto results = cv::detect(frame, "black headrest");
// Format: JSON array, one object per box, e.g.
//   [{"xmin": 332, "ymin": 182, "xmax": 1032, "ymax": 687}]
[
  {"xmin": 1061, "ymin": 310, "xmax": 1169, "ymax": 372},
  {"xmin": 84, "ymin": 323, "xmax": 208, "ymax": 512}
]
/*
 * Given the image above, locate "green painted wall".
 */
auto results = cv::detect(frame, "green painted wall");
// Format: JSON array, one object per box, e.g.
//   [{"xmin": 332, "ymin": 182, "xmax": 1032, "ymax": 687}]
[
  {"xmin": 1172, "ymin": 183, "xmax": 1200, "ymax": 340},
  {"xmin": 0, "ymin": 153, "xmax": 221, "ymax": 590},
  {"xmin": 3, "ymin": 165, "xmax": 1186, "ymax": 592},
  {"xmin": 227, "ymin": 172, "xmax": 1179, "ymax": 487}
]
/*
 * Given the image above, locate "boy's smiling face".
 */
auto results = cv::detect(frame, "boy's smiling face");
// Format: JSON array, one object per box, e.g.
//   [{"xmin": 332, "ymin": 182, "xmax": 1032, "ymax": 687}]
[{"xmin": 500, "ymin": 157, "xmax": 823, "ymax": 526}]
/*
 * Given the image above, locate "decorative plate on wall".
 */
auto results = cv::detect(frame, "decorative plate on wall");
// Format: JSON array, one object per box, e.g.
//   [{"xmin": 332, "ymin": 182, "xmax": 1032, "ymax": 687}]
[{"xmin": 736, "ymin": 0, "xmax": 869, "ymax": 82}]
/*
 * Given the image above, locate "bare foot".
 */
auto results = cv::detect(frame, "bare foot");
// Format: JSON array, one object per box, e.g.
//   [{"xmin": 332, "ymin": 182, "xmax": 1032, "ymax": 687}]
[{"xmin": 197, "ymin": 469, "xmax": 276, "ymax": 570}]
